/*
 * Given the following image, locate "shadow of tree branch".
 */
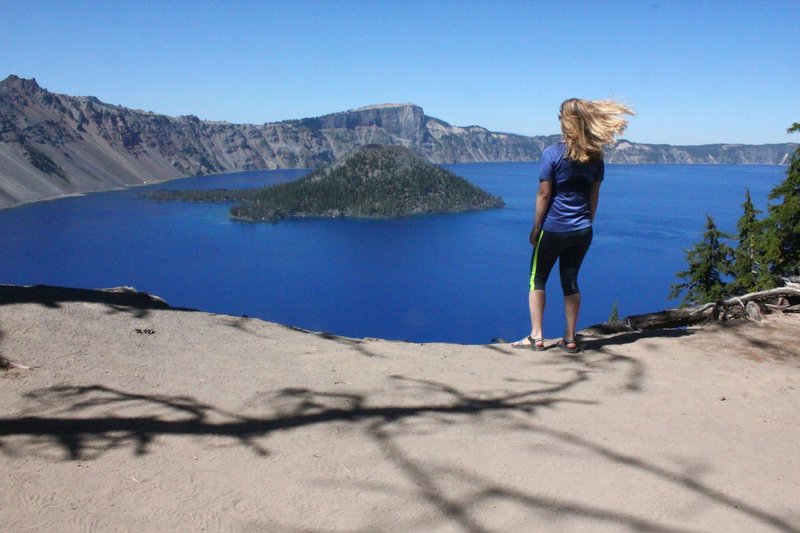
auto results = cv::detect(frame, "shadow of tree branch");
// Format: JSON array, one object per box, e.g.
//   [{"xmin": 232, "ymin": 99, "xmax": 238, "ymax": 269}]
[
  {"xmin": 509, "ymin": 422, "xmax": 800, "ymax": 533},
  {"xmin": 723, "ymin": 318, "xmax": 800, "ymax": 363},
  {"xmin": 366, "ymin": 423, "xmax": 702, "ymax": 533},
  {"xmin": 2, "ymin": 358, "xmax": 796, "ymax": 531},
  {"xmin": 0, "ymin": 368, "xmax": 590, "ymax": 461}
]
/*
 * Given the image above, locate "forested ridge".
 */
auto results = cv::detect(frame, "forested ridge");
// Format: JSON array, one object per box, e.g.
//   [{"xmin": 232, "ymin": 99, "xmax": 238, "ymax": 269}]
[{"xmin": 152, "ymin": 144, "xmax": 504, "ymax": 221}]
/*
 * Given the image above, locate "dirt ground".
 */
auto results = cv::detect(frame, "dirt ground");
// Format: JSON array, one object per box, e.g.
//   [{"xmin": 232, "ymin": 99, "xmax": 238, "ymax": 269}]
[{"xmin": 1, "ymin": 285, "xmax": 799, "ymax": 532}]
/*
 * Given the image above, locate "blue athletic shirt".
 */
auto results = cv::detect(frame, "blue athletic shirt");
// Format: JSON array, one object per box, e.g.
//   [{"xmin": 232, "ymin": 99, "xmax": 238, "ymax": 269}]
[{"xmin": 538, "ymin": 142, "xmax": 604, "ymax": 233}]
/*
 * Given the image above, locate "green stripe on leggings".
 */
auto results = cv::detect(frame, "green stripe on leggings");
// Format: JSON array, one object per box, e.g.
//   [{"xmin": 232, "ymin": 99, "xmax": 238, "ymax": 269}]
[{"xmin": 529, "ymin": 230, "xmax": 544, "ymax": 291}]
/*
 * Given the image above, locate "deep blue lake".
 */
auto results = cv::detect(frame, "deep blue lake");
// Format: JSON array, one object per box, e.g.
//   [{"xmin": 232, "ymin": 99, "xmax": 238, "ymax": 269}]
[{"xmin": 0, "ymin": 163, "xmax": 786, "ymax": 344}]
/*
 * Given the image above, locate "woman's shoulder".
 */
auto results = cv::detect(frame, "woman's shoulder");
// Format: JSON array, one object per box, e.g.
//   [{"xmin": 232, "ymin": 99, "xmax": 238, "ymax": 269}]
[
  {"xmin": 542, "ymin": 142, "xmax": 566, "ymax": 160},
  {"xmin": 543, "ymin": 142, "xmax": 565, "ymax": 154}
]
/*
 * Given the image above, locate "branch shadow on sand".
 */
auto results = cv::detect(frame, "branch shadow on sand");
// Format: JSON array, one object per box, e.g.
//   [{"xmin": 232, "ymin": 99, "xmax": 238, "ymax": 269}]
[
  {"xmin": 353, "ymin": 419, "xmax": 799, "ymax": 533},
  {"xmin": 0, "ymin": 369, "xmax": 592, "ymax": 462},
  {"xmin": 581, "ymin": 312, "xmax": 800, "ymax": 364},
  {"xmin": 1, "ymin": 358, "xmax": 797, "ymax": 531}
]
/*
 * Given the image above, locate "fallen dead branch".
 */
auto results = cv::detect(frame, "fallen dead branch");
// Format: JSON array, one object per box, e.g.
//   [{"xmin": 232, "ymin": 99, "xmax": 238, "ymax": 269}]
[
  {"xmin": 589, "ymin": 287, "xmax": 800, "ymax": 334},
  {"xmin": 1, "ymin": 356, "xmax": 31, "ymax": 371}
]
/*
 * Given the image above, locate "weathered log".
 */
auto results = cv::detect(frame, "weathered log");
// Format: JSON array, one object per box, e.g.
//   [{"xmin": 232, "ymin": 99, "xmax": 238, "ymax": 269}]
[
  {"xmin": 587, "ymin": 287, "xmax": 800, "ymax": 333},
  {"xmin": 0, "ymin": 356, "xmax": 30, "ymax": 370},
  {"xmin": 765, "ymin": 303, "xmax": 789, "ymax": 311},
  {"xmin": 724, "ymin": 287, "xmax": 800, "ymax": 307},
  {"xmin": 745, "ymin": 301, "xmax": 763, "ymax": 322},
  {"xmin": 625, "ymin": 305, "xmax": 714, "ymax": 331},
  {"xmin": 782, "ymin": 276, "xmax": 800, "ymax": 288}
]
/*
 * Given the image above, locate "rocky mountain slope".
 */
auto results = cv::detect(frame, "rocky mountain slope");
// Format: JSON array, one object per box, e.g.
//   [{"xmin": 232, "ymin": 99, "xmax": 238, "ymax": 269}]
[
  {"xmin": 609, "ymin": 140, "xmax": 796, "ymax": 165},
  {"xmin": 1, "ymin": 75, "xmax": 796, "ymax": 209}
]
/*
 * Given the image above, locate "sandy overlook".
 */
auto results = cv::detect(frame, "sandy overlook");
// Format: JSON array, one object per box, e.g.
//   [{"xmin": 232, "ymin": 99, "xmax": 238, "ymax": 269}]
[{"xmin": 1, "ymin": 284, "xmax": 799, "ymax": 531}]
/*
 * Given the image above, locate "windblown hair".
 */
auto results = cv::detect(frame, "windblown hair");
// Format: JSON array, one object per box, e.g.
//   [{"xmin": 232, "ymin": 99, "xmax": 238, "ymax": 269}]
[{"xmin": 559, "ymin": 98, "xmax": 635, "ymax": 162}]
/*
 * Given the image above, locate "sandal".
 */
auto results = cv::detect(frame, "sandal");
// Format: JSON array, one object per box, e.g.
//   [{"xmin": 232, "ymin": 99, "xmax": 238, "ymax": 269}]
[
  {"xmin": 513, "ymin": 336, "xmax": 545, "ymax": 351},
  {"xmin": 561, "ymin": 338, "xmax": 581, "ymax": 354}
]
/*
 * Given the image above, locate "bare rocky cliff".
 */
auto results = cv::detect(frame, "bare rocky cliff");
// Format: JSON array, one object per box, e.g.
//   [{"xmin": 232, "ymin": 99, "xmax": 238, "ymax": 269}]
[
  {"xmin": 0, "ymin": 75, "xmax": 796, "ymax": 209},
  {"xmin": 608, "ymin": 140, "xmax": 796, "ymax": 165}
]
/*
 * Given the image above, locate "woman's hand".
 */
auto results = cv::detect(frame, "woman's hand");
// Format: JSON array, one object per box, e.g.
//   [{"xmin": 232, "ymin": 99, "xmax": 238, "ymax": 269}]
[{"xmin": 529, "ymin": 227, "xmax": 541, "ymax": 246}]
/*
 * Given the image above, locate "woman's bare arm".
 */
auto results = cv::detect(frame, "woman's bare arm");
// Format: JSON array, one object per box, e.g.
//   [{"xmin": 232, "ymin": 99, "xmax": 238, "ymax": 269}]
[
  {"xmin": 589, "ymin": 181, "xmax": 601, "ymax": 224},
  {"xmin": 530, "ymin": 180, "xmax": 553, "ymax": 245}
]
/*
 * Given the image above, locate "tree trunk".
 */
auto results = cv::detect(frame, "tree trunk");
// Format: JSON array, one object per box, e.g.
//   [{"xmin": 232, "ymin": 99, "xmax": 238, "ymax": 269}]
[{"xmin": 588, "ymin": 287, "xmax": 800, "ymax": 334}]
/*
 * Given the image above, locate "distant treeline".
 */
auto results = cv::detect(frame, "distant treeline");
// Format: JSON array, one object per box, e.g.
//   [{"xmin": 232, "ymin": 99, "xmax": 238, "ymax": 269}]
[{"xmin": 149, "ymin": 189, "xmax": 258, "ymax": 203}]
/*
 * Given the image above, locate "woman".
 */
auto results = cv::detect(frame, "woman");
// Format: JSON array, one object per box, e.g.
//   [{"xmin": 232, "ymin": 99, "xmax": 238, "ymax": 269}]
[{"xmin": 513, "ymin": 98, "xmax": 634, "ymax": 353}]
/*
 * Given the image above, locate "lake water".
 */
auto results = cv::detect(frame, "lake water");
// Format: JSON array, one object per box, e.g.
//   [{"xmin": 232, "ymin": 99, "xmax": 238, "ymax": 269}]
[{"xmin": 0, "ymin": 163, "xmax": 787, "ymax": 344}]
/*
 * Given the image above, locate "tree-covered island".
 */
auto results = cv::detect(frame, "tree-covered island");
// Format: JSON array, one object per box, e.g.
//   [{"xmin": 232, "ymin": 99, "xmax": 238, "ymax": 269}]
[{"xmin": 151, "ymin": 144, "xmax": 504, "ymax": 221}]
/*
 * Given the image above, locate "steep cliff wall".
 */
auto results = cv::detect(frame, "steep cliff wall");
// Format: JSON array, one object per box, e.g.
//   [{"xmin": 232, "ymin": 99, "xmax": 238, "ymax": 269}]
[
  {"xmin": 606, "ymin": 140, "xmax": 796, "ymax": 165},
  {"xmin": 0, "ymin": 75, "xmax": 796, "ymax": 209}
]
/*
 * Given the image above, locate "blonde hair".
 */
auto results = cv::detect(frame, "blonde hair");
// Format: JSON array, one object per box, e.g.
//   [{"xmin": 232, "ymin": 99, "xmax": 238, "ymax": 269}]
[{"xmin": 559, "ymin": 98, "xmax": 635, "ymax": 162}]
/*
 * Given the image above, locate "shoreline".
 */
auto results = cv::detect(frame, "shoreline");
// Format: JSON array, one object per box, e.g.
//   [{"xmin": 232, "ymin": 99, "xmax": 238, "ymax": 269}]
[
  {"xmin": 1, "ymin": 160, "xmax": 790, "ymax": 211},
  {"xmin": 0, "ymin": 167, "xmax": 310, "ymax": 211},
  {"xmin": 2, "ymin": 282, "xmax": 796, "ymax": 345}
]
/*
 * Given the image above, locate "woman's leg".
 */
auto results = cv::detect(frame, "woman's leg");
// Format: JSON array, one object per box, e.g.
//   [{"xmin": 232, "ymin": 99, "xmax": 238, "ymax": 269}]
[
  {"xmin": 528, "ymin": 289, "xmax": 545, "ymax": 341},
  {"xmin": 558, "ymin": 228, "xmax": 593, "ymax": 346},
  {"xmin": 514, "ymin": 232, "xmax": 558, "ymax": 347},
  {"xmin": 563, "ymin": 293, "xmax": 581, "ymax": 345}
]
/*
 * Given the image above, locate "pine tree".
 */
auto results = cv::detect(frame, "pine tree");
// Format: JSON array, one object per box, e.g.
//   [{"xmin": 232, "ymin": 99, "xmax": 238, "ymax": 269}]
[
  {"xmin": 762, "ymin": 123, "xmax": 800, "ymax": 278},
  {"xmin": 729, "ymin": 189, "xmax": 775, "ymax": 294},
  {"xmin": 669, "ymin": 214, "xmax": 734, "ymax": 305},
  {"xmin": 607, "ymin": 301, "xmax": 620, "ymax": 323}
]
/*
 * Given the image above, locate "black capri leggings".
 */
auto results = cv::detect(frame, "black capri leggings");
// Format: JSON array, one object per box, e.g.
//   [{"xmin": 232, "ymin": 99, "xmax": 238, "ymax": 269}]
[{"xmin": 529, "ymin": 227, "xmax": 593, "ymax": 296}]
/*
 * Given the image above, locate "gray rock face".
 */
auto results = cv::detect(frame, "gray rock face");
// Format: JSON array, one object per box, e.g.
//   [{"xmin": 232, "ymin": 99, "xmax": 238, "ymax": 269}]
[
  {"xmin": 606, "ymin": 140, "xmax": 797, "ymax": 165},
  {"xmin": 0, "ymin": 75, "xmax": 796, "ymax": 209}
]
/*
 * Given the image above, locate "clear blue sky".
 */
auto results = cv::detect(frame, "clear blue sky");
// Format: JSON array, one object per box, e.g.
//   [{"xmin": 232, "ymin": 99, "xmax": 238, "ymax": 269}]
[{"xmin": 2, "ymin": 0, "xmax": 798, "ymax": 145}]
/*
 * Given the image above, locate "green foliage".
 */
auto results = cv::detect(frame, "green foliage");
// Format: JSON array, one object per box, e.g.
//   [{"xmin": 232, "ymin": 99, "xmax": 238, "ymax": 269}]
[
  {"xmin": 728, "ymin": 189, "xmax": 776, "ymax": 294},
  {"xmin": 762, "ymin": 127, "xmax": 800, "ymax": 277},
  {"xmin": 24, "ymin": 143, "xmax": 67, "ymax": 181},
  {"xmin": 608, "ymin": 301, "xmax": 620, "ymax": 323},
  {"xmin": 669, "ymin": 215, "xmax": 734, "ymax": 305},
  {"xmin": 672, "ymin": 121, "xmax": 800, "ymax": 301},
  {"xmin": 148, "ymin": 188, "xmax": 257, "ymax": 203},
  {"xmin": 230, "ymin": 145, "xmax": 504, "ymax": 221},
  {"xmin": 149, "ymin": 145, "xmax": 504, "ymax": 222}
]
